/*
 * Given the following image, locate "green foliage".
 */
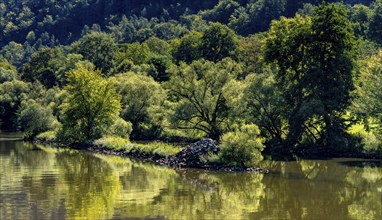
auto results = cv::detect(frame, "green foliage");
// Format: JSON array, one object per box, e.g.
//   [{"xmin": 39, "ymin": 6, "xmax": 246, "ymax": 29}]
[
  {"xmin": 61, "ymin": 64, "xmax": 121, "ymax": 143},
  {"xmin": 17, "ymin": 100, "xmax": 59, "ymax": 139},
  {"xmin": 0, "ymin": 58, "xmax": 18, "ymax": 83},
  {"xmin": 152, "ymin": 21, "xmax": 189, "ymax": 41},
  {"xmin": 113, "ymin": 59, "xmax": 134, "ymax": 74},
  {"xmin": 348, "ymin": 123, "xmax": 382, "ymax": 156},
  {"xmin": 21, "ymin": 48, "xmax": 64, "ymax": 88},
  {"xmin": 0, "ymin": 42, "xmax": 25, "ymax": 67},
  {"xmin": 117, "ymin": 42, "xmax": 150, "ymax": 65},
  {"xmin": 108, "ymin": 118, "xmax": 133, "ymax": 139},
  {"xmin": 146, "ymin": 54, "xmax": 172, "ymax": 82},
  {"xmin": 22, "ymin": 48, "xmax": 83, "ymax": 88},
  {"xmin": 200, "ymin": 23, "xmax": 238, "ymax": 62},
  {"xmin": 129, "ymin": 142, "xmax": 181, "ymax": 158},
  {"xmin": 297, "ymin": 3, "xmax": 316, "ymax": 17},
  {"xmin": 349, "ymin": 4, "xmax": 372, "ymax": 36},
  {"xmin": 226, "ymin": 71, "xmax": 287, "ymax": 144},
  {"xmin": 353, "ymin": 51, "xmax": 382, "ymax": 146},
  {"xmin": 0, "ymin": 79, "xmax": 31, "ymax": 130},
  {"xmin": 72, "ymin": 32, "xmax": 117, "ymax": 74},
  {"xmin": 144, "ymin": 37, "xmax": 170, "ymax": 56},
  {"xmin": 94, "ymin": 136, "xmax": 181, "ymax": 157},
  {"xmin": 110, "ymin": 72, "xmax": 166, "ymax": 139},
  {"xmin": 201, "ymin": 0, "xmax": 240, "ymax": 24},
  {"xmin": 0, "ymin": 59, "xmax": 17, "ymax": 72},
  {"xmin": 236, "ymin": 34, "xmax": 265, "ymax": 74},
  {"xmin": 172, "ymin": 31, "xmax": 203, "ymax": 64},
  {"xmin": 368, "ymin": 0, "xmax": 382, "ymax": 44},
  {"xmin": 167, "ymin": 58, "xmax": 242, "ymax": 140},
  {"xmin": 264, "ymin": 3, "xmax": 357, "ymax": 148},
  {"xmin": 0, "ymin": 0, "xmax": 379, "ymax": 159},
  {"xmin": 35, "ymin": 131, "xmax": 57, "ymax": 143},
  {"xmin": 219, "ymin": 124, "xmax": 265, "ymax": 167},
  {"xmin": 229, "ymin": 0, "xmax": 287, "ymax": 35},
  {"xmin": 0, "ymin": 67, "xmax": 17, "ymax": 83},
  {"xmin": 94, "ymin": 136, "xmax": 131, "ymax": 151},
  {"xmin": 361, "ymin": 133, "xmax": 381, "ymax": 155}
]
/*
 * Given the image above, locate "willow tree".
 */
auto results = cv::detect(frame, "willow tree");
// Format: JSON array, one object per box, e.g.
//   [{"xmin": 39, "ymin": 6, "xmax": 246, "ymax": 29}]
[
  {"xmin": 264, "ymin": 3, "xmax": 357, "ymax": 148},
  {"xmin": 109, "ymin": 72, "xmax": 167, "ymax": 139},
  {"xmin": 167, "ymin": 58, "xmax": 242, "ymax": 140},
  {"xmin": 61, "ymin": 64, "xmax": 121, "ymax": 142}
]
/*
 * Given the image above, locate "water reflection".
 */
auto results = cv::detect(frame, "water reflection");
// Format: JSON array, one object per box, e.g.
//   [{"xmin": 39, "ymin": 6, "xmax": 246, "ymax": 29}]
[{"xmin": 1, "ymin": 139, "xmax": 382, "ymax": 219}]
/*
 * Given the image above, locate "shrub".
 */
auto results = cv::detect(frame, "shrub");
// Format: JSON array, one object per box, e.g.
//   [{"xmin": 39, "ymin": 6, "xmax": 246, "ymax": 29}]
[
  {"xmin": 362, "ymin": 133, "xmax": 381, "ymax": 154},
  {"xmin": 109, "ymin": 118, "xmax": 133, "ymax": 139},
  {"xmin": 219, "ymin": 124, "xmax": 265, "ymax": 167},
  {"xmin": 348, "ymin": 123, "xmax": 382, "ymax": 156},
  {"xmin": 17, "ymin": 100, "xmax": 59, "ymax": 139}
]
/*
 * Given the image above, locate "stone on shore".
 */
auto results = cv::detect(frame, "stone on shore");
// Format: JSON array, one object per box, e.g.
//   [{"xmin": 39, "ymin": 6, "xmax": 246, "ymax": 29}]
[{"xmin": 166, "ymin": 138, "xmax": 219, "ymax": 168}]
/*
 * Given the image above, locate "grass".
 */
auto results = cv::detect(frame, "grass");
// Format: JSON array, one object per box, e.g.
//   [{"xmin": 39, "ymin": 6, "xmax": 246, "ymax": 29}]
[
  {"xmin": 93, "ymin": 136, "xmax": 182, "ymax": 158},
  {"xmin": 34, "ymin": 132, "xmax": 182, "ymax": 159},
  {"xmin": 93, "ymin": 136, "xmax": 131, "ymax": 151},
  {"xmin": 35, "ymin": 131, "xmax": 57, "ymax": 142}
]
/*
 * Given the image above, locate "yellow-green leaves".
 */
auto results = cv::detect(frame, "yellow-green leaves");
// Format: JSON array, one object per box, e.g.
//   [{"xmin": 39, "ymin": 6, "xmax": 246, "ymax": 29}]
[
  {"xmin": 61, "ymin": 64, "xmax": 121, "ymax": 142},
  {"xmin": 166, "ymin": 58, "xmax": 241, "ymax": 139},
  {"xmin": 220, "ymin": 124, "xmax": 265, "ymax": 167}
]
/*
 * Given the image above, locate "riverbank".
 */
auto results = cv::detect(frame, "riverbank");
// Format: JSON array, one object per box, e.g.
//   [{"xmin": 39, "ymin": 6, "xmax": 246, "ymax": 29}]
[{"xmin": 34, "ymin": 133, "xmax": 268, "ymax": 173}]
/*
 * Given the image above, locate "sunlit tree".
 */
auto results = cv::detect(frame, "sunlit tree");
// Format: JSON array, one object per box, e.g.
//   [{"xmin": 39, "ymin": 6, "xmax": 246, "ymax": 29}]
[{"xmin": 61, "ymin": 64, "xmax": 121, "ymax": 142}]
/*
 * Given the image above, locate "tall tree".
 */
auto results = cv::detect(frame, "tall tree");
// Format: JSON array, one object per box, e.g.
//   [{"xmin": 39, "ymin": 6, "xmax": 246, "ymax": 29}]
[
  {"xmin": 264, "ymin": 3, "xmax": 357, "ymax": 148},
  {"xmin": 72, "ymin": 32, "xmax": 117, "ymax": 74},
  {"xmin": 354, "ymin": 50, "xmax": 382, "ymax": 137},
  {"xmin": 368, "ymin": 0, "xmax": 382, "ymax": 44},
  {"xmin": 110, "ymin": 72, "xmax": 167, "ymax": 139},
  {"xmin": 0, "ymin": 80, "xmax": 31, "ymax": 130},
  {"xmin": 21, "ymin": 48, "xmax": 63, "ymax": 88},
  {"xmin": 166, "ymin": 58, "xmax": 242, "ymax": 140},
  {"xmin": 200, "ymin": 23, "xmax": 238, "ymax": 62},
  {"xmin": 308, "ymin": 3, "xmax": 357, "ymax": 146},
  {"xmin": 61, "ymin": 64, "xmax": 121, "ymax": 142}
]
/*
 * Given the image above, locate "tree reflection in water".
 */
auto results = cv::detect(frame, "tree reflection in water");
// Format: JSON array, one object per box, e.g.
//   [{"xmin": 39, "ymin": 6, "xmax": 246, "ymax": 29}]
[{"xmin": 2, "ymin": 141, "xmax": 382, "ymax": 220}]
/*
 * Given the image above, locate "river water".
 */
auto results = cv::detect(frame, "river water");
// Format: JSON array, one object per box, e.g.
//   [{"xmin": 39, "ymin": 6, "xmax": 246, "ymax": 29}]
[{"xmin": 1, "ymin": 133, "xmax": 382, "ymax": 220}]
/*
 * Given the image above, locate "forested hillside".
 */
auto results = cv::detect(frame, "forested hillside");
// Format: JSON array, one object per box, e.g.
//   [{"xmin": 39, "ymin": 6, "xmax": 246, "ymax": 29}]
[
  {"xmin": 0, "ymin": 0, "xmax": 374, "ymax": 47},
  {"xmin": 2, "ymin": 0, "xmax": 382, "ymax": 164}
]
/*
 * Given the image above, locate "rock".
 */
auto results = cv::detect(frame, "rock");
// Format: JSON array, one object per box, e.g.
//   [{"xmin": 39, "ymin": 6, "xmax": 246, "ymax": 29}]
[{"xmin": 166, "ymin": 138, "xmax": 219, "ymax": 168}]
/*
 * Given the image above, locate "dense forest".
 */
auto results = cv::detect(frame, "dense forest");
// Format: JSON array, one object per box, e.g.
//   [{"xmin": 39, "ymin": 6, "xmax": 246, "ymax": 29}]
[{"xmin": 2, "ymin": 0, "xmax": 382, "ymax": 165}]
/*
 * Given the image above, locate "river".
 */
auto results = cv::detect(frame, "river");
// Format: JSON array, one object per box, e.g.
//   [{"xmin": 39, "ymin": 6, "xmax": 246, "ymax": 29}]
[{"xmin": 1, "ymin": 132, "xmax": 381, "ymax": 219}]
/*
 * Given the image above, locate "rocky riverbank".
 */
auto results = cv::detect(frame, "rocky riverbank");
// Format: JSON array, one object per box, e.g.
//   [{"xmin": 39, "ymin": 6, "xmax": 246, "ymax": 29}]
[
  {"xmin": 159, "ymin": 138, "xmax": 267, "ymax": 172},
  {"xmin": 35, "ymin": 138, "xmax": 268, "ymax": 173}
]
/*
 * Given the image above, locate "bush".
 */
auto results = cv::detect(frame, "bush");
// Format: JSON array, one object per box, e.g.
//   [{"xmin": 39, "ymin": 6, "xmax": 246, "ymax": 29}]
[
  {"xmin": 17, "ymin": 100, "xmax": 59, "ymax": 139},
  {"xmin": 219, "ymin": 124, "xmax": 265, "ymax": 167},
  {"xmin": 362, "ymin": 133, "xmax": 381, "ymax": 154},
  {"xmin": 109, "ymin": 118, "xmax": 133, "ymax": 139},
  {"xmin": 348, "ymin": 123, "xmax": 382, "ymax": 156}
]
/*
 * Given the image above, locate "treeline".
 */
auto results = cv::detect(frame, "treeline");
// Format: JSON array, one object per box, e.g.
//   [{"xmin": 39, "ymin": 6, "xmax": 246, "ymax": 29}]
[
  {"xmin": 2, "ymin": 1, "xmax": 382, "ymax": 165},
  {"xmin": 0, "ymin": 0, "xmax": 375, "ymax": 48}
]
